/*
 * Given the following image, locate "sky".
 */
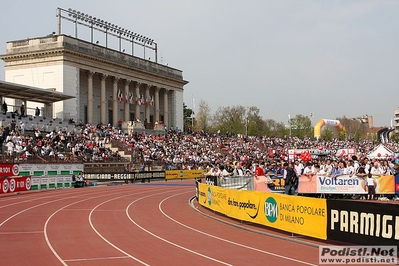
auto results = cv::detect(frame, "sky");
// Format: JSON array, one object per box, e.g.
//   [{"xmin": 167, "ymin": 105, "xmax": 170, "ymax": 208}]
[{"xmin": 1, "ymin": 0, "xmax": 398, "ymax": 127}]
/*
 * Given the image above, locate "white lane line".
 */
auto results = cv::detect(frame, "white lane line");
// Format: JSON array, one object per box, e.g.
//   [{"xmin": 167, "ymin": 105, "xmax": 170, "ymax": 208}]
[
  {"xmin": 88, "ymin": 191, "xmax": 175, "ymax": 266},
  {"xmin": 64, "ymin": 255, "xmax": 130, "ymax": 262},
  {"xmin": 125, "ymin": 189, "xmax": 233, "ymax": 266},
  {"xmin": 44, "ymin": 187, "xmax": 153, "ymax": 266},
  {"xmin": 159, "ymin": 192, "xmax": 318, "ymax": 266},
  {"xmin": 0, "ymin": 231, "xmax": 43, "ymax": 234}
]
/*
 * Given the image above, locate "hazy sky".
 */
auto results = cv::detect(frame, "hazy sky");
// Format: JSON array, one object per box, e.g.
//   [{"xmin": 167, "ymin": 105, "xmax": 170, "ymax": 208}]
[{"xmin": 1, "ymin": 0, "xmax": 398, "ymax": 127}]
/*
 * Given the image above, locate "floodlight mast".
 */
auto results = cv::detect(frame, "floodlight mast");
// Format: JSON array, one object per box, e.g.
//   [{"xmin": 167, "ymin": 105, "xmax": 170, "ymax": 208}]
[{"xmin": 56, "ymin": 7, "xmax": 158, "ymax": 62}]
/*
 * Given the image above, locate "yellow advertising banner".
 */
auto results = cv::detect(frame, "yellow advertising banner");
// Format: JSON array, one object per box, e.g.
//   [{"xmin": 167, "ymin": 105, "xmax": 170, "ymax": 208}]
[
  {"xmin": 165, "ymin": 170, "xmax": 204, "ymax": 180},
  {"xmin": 197, "ymin": 182, "xmax": 327, "ymax": 240}
]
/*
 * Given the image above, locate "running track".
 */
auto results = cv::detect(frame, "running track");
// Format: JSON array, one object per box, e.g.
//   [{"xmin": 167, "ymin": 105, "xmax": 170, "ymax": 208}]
[{"xmin": 0, "ymin": 180, "xmax": 322, "ymax": 265}]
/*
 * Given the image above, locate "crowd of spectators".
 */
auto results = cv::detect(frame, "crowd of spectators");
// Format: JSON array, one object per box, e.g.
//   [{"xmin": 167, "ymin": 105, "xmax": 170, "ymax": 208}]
[{"xmin": 1, "ymin": 120, "xmax": 399, "ymax": 175}]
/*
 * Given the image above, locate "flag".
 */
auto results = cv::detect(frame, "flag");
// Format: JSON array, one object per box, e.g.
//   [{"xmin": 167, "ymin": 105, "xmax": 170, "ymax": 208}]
[
  {"xmin": 125, "ymin": 92, "xmax": 129, "ymax": 103},
  {"xmin": 150, "ymin": 95, "xmax": 154, "ymax": 107},
  {"xmin": 137, "ymin": 94, "xmax": 144, "ymax": 105},
  {"xmin": 129, "ymin": 91, "xmax": 134, "ymax": 104},
  {"xmin": 117, "ymin": 89, "xmax": 123, "ymax": 103}
]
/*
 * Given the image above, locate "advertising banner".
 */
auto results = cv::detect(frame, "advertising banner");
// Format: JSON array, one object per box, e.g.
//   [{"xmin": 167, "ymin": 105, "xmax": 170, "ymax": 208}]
[
  {"xmin": 254, "ymin": 175, "xmax": 290, "ymax": 193},
  {"xmin": 0, "ymin": 164, "xmax": 20, "ymax": 177},
  {"xmin": 197, "ymin": 182, "xmax": 327, "ymax": 239},
  {"xmin": 298, "ymin": 175, "xmax": 395, "ymax": 194},
  {"xmin": 31, "ymin": 177, "xmax": 41, "ymax": 190},
  {"xmin": 165, "ymin": 170, "xmax": 204, "ymax": 180},
  {"xmin": 288, "ymin": 149, "xmax": 356, "ymax": 161},
  {"xmin": 0, "ymin": 176, "xmax": 31, "ymax": 194},
  {"xmin": 327, "ymin": 200, "xmax": 399, "ymax": 247},
  {"xmin": 48, "ymin": 177, "xmax": 56, "ymax": 189}
]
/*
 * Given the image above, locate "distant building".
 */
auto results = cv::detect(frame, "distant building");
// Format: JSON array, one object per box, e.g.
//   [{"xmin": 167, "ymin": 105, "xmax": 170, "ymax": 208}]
[
  {"xmin": 352, "ymin": 115, "xmax": 373, "ymax": 128},
  {"xmin": 394, "ymin": 107, "xmax": 399, "ymax": 133}
]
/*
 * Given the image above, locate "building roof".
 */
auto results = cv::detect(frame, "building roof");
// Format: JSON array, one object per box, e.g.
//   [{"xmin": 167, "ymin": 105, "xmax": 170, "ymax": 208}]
[{"xmin": 0, "ymin": 80, "xmax": 74, "ymax": 104}]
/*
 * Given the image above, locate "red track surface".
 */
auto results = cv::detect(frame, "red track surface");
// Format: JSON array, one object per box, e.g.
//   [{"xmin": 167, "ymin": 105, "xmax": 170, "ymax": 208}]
[{"xmin": 0, "ymin": 181, "xmax": 325, "ymax": 265}]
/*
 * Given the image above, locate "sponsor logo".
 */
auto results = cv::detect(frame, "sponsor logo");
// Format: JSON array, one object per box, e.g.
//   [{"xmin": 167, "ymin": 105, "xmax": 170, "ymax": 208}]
[
  {"xmin": 264, "ymin": 197, "xmax": 278, "ymax": 223},
  {"xmin": 330, "ymin": 209, "xmax": 399, "ymax": 240},
  {"xmin": 12, "ymin": 164, "xmax": 20, "ymax": 176},
  {"xmin": 9, "ymin": 178, "xmax": 15, "ymax": 193},
  {"xmin": 2, "ymin": 179, "xmax": 9, "ymax": 193}
]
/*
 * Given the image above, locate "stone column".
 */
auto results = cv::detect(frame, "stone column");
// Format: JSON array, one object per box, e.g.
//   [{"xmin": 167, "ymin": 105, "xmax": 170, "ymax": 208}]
[
  {"xmin": 124, "ymin": 79, "xmax": 131, "ymax": 121},
  {"xmin": 113, "ymin": 77, "xmax": 119, "ymax": 126},
  {"xmin": 154, "ymin": 87, "xmax": 160, "ymax": 122},
  {"xmin": 87, "ymin": 71, "xmax": 95, "ymax": 124},
  {"xmin": 100, "ymin": 74, "xmax": 107, "ymax": 125},
  {"xmin": 145, "ymin": 84, "xmax": 150, "ymax": 123},
  {"xmin": 163, "ymin": 88, "xmax": 169, "ymax": 128},
  {"xmin": 134, "ymin": 82, "xmax": 141, "ymax": 120}
]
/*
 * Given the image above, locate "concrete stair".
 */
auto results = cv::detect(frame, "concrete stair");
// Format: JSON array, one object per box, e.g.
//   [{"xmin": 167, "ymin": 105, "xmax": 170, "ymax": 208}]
[{"xmin": 104, "ymin": 143, "xmax": 131, "ymax": 161}]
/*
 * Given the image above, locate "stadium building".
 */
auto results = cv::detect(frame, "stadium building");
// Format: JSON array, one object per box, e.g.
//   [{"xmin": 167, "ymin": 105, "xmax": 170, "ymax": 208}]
[{"xmin": 0, "ymin": 9, "xmax": 188, "ymax": 131}]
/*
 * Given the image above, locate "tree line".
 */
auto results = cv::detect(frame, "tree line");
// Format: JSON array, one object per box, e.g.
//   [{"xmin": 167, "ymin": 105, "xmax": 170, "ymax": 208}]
[{"xmin": 183, "ymin": 100, "xmax": 372, "ymax": 141}]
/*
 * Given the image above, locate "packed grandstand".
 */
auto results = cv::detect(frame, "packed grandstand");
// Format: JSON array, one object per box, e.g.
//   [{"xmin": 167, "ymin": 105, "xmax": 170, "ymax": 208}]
[{"xmin": 2, "ymin": 114, "xmax": 399, "ymax": 176}]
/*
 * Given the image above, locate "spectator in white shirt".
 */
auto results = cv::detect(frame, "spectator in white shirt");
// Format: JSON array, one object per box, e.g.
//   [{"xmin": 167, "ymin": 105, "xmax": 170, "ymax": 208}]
[
  {"xmin": 370, "ymin": 162, "xmax": 382, "ymax": 177},
  {"xmin": 303, "ymin": 163, "xmax": 315, "ymax": 177}
]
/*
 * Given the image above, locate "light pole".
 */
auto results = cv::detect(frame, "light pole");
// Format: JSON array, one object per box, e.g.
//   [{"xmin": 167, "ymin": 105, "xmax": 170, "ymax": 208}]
[{"xmin": 57, "ymin": 7, "xmax": 157, "ymax": 61}]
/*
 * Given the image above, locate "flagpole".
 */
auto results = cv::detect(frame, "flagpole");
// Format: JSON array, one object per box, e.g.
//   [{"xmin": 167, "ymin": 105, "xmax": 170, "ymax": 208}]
[
  {"xmin": 288, "ymin": 111, "xmax": 292, "ymax": 137},
  {"xmin": 191, "ymin": 94, "xmax": 194, "ymax": 129}
]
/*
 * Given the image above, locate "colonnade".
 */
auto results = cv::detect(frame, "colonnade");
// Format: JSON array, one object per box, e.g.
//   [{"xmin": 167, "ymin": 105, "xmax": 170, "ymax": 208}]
[{"xmin": 85, "ymin": 71, "xmax": 169, "ymax": 126}]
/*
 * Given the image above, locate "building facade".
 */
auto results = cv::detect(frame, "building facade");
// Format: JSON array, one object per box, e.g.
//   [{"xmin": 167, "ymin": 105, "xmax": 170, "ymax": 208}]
[
  {"xmin": 394, "ymin": 108, "xmax": 399, "ymax": 133},
  {"xmin": 1, "ymin": 35, "xmax": 188, "ymax": 129}
]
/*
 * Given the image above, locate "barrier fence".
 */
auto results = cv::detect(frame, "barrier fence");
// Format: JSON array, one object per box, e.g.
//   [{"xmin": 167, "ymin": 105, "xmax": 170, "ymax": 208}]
[{"xmin": 197, "ymin": 181, "xmax": 399, "ymax": 247}]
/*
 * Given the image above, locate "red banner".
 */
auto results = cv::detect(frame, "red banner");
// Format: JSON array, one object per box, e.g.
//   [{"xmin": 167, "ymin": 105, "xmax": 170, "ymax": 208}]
[
  {"xmin": 0, "ymin": 176, "xmax": 31, "ymax": 194},
  {"xmin": 0, "ymin": 164, "xmax": 20, "ymax": 177}
]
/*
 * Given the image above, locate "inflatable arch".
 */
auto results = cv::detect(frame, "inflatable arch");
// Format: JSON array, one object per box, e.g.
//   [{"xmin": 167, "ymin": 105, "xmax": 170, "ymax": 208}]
[{"xmin": 314, "ymin": 119, "xmax": 346, "ymax": 139}]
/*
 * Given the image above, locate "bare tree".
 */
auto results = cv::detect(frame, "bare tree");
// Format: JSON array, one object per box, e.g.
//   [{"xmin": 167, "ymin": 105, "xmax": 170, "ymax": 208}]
[
  {"xmin": 194, "ymin": 100, "xmax": 212, "ymax": 132},
  {"xmin": 337, "ymin": 116, "xmax": 367, "ymax": 141}
]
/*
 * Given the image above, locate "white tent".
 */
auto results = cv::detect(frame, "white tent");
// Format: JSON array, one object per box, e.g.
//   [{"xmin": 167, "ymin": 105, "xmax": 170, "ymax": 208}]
[{"xmin": 367, "ymin": 144, "xmax": 394, "ymax": 159}]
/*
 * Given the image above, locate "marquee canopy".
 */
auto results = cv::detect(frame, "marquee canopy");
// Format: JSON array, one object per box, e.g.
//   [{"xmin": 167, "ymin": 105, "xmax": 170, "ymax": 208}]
[
  {"xmin": 367, "ymin": 144, "xmax": 394, "ymax": 159},
  {"xmin": 0, "ymin": 80, "xmax": 74, "ymax": 104}
]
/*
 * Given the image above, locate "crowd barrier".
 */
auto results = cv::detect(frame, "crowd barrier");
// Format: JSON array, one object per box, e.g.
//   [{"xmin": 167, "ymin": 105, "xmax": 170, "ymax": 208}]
[
  {"xmin": 197, "ymin": 181, "xmax": 399, "ymax": 247},
  {"xmin": 30, "ymin": 175, "xmax": 73, "ymax": 190},
  {"xmin": 254, "ymin": 174, "xmax": 396, "ymax": 195}
]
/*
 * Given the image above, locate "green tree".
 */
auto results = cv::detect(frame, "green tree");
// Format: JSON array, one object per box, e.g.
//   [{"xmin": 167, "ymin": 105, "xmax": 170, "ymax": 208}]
[
  {"xmin": 214, "ymin": 105, "xmax": 246, "ymax": 135},
  {"xmin": 183, "ymin": 102, "xmax": 194, "ymax": 132},
  {"xmin": 290, "ymin": 114, "xmax": 313, "ymax": 139},
  {"xmin": 245, "ymin": 106, "xmax": 264, "ymax": 136},
  {"xmin": 263, "ymin": 119, "xmax": 289, "ymax": 138},
  {"xmin": 321, "ymin": 127, "xmax": 334, "ymax": 141}
]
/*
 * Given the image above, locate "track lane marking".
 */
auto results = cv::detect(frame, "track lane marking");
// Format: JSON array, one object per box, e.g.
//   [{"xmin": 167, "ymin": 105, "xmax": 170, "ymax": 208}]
[
  {"xmin": 125, "ymin": 188, "xmax": 233, "ymax": 266},
  {"xmin": 44, "ymin": 186, "xmax": 159, "ymax": 266},
  {"xmin": 159, "ymin": 192, "xmax": 318, "ymax": 266}
]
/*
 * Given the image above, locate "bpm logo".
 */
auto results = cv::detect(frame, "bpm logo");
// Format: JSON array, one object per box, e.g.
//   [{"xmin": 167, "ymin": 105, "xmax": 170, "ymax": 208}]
[
  {"xmin": 207, "ymin": 187, "xmax": 212, "ymax": 205},
  {"xmin": 264, "ymin": 197, "xmax": 278, "ymax": 223}
]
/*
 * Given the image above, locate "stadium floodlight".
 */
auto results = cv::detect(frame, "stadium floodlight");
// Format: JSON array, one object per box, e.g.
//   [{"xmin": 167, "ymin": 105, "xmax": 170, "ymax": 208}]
[{"xmin": 58, "ymin": 7, "xmax": 157, "ymax": 60}]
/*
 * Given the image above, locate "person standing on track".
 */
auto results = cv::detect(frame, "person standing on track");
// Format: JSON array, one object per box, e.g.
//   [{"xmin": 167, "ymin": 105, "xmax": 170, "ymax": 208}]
[{"xmin": 283, "ymin": 162, "xmax": 298, "ymax": 195}]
